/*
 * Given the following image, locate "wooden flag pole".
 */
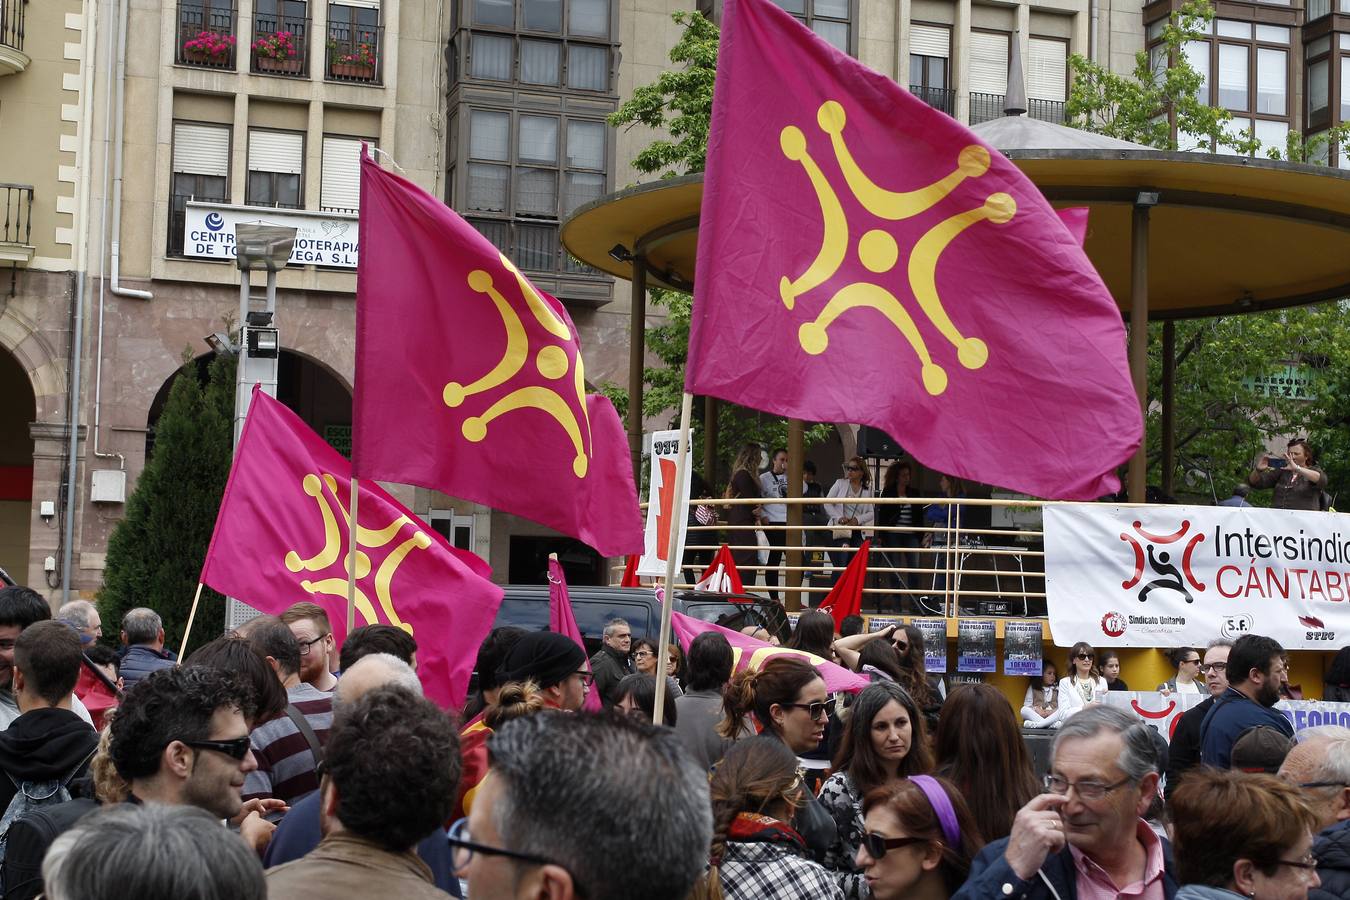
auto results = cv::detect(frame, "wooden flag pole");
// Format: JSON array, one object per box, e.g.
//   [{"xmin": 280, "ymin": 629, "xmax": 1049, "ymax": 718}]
[
  {"xmin": 178, "ymin": 582, "xmax": 205, "ymax": 661},
  {"xmin": 346, "ymin": 476, "xmax": 360, "ymax": 632},
  {"xmin": 652, "ymin": 391, "xmax": 694, "ymax": 726}
]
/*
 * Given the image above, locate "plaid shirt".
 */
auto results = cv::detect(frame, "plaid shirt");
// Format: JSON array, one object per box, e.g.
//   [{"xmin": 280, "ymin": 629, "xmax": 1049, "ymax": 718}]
[{"xmin": 718, "ymin": 840, "xmax": 845, "ymax": 900}]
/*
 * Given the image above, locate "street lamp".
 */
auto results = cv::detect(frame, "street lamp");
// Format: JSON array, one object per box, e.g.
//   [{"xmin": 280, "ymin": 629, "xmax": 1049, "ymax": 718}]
[{"xmin": 232, "ymin": 224, "xmax": 296, "ymax": 449}]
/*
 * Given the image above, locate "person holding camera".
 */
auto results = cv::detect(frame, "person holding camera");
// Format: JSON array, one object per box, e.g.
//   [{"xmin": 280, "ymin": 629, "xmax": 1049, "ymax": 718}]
[{"xmin": 1247, "ymin": 438, "xmax": 1328, "ymax": 511}]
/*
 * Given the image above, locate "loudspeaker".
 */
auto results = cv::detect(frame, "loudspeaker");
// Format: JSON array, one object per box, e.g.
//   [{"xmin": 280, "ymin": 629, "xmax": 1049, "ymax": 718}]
[{"xmin": 857, "ymin": 426, "xmax": 904, "ymax": 458}]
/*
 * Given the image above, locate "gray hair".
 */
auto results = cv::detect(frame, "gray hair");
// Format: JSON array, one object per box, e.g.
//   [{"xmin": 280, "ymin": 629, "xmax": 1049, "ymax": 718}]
[
  {"xmin": 1053, "ymin": 706, "xmax": 1159, "ymax": 782},
  {"xmin": 57, "ymin": 600, "xmax": 98, "ymax": 631},
  {"xmin": 42, "ymin": 804, "xmax": 265, "ymax": 900},
  {"xmin": 334, "ymin": 652, "xmax": 422, "ymax": 707},
  {"xmin": 603, "ymin": 618, "xmax": 630, "ymax": 638},
  {"xmin": 1296, "ymin": 725, "xmax": 1350, "ymax": 744},
  {"xmin": 121, "ymin": 608, "xmax": 163, "ymax": 645},
  {"xmin": 488, "ymin": 711, "xmax": 711, "ymax": 900},
  {"xmin": 1205, "ymin": 638, "xmax": 1235, "ymax": 652}
]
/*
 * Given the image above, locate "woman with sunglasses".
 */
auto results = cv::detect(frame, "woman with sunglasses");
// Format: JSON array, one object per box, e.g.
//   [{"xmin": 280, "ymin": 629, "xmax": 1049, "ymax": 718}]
[
  {"xmin": 633, "ymin": 638, "xmax": 683, "ymax": 699},
  {"xmin": 855, "ymin": 774, "xmax": 984, "ymax": 900},
  {"xmin": 817, "ymin": 682, "xmax": 933, "ymax": 898},
  {"xmin": 1170, "ymin": 767, "xmax": 1319, "ymax": 900},
  {"xmin": 833, "ymin": 626, "xmax": 942, "ymax": 734},
  {"xmin": 720, "ymin": 656, "xmax": 838, "ymax": 863},
  {"xmin": 825, "ymin": 456, "xmax": 874, "ymax": 583},
  {"xmin": 695, "ymin": 735, "xmax": 844, "ymax": 900},
  {"xmin": 1058, "ymin": 642, "xmax": 1108, "ymax": 720}
]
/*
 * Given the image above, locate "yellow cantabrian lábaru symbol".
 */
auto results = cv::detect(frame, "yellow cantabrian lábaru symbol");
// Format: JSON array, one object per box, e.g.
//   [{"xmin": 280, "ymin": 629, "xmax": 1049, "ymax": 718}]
[
  {"xmin": 442, "ymin": 253, "xmax": 593, "ymax": 478},
  {"xmin": 778, "ymin": 100, "xmax": 1015, "ymax": 397},
  {"xmin": 283, "ymin": 473, "xmax": 428, "ymax": 634}
]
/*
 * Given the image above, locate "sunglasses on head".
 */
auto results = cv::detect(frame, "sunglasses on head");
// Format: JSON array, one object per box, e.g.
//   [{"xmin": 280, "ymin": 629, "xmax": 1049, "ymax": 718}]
[{"xmin": 862, "ymin": 833, "xmax": 930, "ymax": 859}]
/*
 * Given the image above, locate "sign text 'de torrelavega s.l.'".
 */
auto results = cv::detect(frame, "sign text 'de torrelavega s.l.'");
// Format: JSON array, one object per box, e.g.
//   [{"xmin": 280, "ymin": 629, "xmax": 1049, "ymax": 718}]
[
  {"xmin": 1046, "ymin": 504, "xmax": 1350, "ymax": 649},
  {"xmin": 184, "ymin": 202, "xmax": 359, "ymax": 268}
]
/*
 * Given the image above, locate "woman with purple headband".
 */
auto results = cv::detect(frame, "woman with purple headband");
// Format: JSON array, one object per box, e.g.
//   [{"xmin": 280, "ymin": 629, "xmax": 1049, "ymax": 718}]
[{"xmin": 856, "ymin": 774, "xmax": 985, "ymax": 900}]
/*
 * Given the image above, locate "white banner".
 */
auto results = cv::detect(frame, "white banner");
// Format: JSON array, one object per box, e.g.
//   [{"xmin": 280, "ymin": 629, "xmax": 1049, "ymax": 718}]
[
  {"xmin": 184, "ymin": 202, "xmax": 359, "ymax": 268},
  {"xmin": 1106, "ymin": 692, "xmax": 1350, "ymax": 742},
  {"xmin": 637, "ymin": 430, "xmax": 693, "ymax": 578},
  {"xmin": 1046, "ymin": 503, "xmax": 1350, "ymax": 649}
]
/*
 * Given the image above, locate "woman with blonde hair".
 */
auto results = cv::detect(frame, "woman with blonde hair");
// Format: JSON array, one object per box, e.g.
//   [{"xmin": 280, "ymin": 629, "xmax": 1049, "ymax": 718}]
[{"xmin": 726, "ymin": 442, "xmax": 765, "ymax": 572}]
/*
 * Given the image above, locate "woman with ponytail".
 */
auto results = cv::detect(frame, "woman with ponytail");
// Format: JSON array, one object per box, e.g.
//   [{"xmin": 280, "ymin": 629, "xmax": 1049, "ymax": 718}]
[
  {"xmin": 856, "ymin": 774, "xmax": 984, "ymax": 900},
  {"xmin": 717, "ymin": 656, "xmax": 837, "ymax": 862},
  {"xmin": 693, "ymin": 735, "xmax": 844, "ymax": 900}
]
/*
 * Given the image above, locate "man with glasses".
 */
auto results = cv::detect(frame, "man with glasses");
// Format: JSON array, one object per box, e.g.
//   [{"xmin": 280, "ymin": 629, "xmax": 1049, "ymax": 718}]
[
  {"xmin": 1164, "ymin": 638, "xmax": 1232, "ymax": 801},
  {"xmin": 588, "ymin": 618, "xmax": 632, "ymax": 708},
  {"xmin": 267, "ymin": 685, "xmax": 457, "ymax": 899},
  {"xmin": 1201, "ymin": 633, "xmax": 1295, "ymax": 769},
  {"xmin": 280, "ymin": 602, "xmax": 338, "ymax": 693},
  {"xmin": 453, "ymin": 711, "xmax": 710, "ymax": 900},
  {"xmin": 242, "ymin": 617, "xmax": 332, "ymax": 807},
  {"xmin": 1279, "ymin": 725, "xmax": 1350, "ymax": 899},
  {"xmin": 955, "ymin": 706, "xmax": 1178, "ymax": 900}
]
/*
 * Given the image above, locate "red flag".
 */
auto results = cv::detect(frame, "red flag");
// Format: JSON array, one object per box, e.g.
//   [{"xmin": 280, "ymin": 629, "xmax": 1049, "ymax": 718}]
[
  {"xmin": 685, "ymin": 0, "xmax": 1141, "ymax": 500},
  {"xmin": 548, "ymin": 557, "xmax": 603, "ymax": 712},
  {"xmin": 200, "ymin": 388, "xmax": 503, "ymax": 709},
  {"xmin": 817, "ymin": 539, "xmax": 869, "ymax": 629},
  {"xmin": 353, "ymin": 155, "xmax": 643, "ymax": 557},
  {"xmin": 695, "ymin": 544, "xmax": 745, "ymax": 594},
  {"xmin": 620, "ymin": 554, "xmax": 640, "ymax": 587}
]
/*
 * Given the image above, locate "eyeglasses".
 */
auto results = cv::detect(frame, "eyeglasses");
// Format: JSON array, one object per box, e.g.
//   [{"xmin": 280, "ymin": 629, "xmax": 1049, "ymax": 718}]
[
  {"xmin": 1299, "ymin": 781, "xmax": 1350, "ymax": 790},
  {"xmin": 1043, "ymin": 773, "xmax": 1132, "ymax": 801},
  {"xmin": 573, "ymin": 671, "xmax": 595, "ymax": 687},
  {"xmin": 446, "ymin": 817, "xmax": 557, "ymax": 871},
  {"xmin": 1075, "ymin": 653, "xmax": 1095, "ymax": 661},
  {"xmin": 784, "ymin": 701, "xmax": 829, "ymax": 720},
  {"xmin": 180, "ymin": 736, "xmax": 252, "ymax": 761},
  {"xmin": 1182, "ymin": 658, "xmax": 1201, "ymax": 665},
  {"xmin": 1276, "ymin": 854, "xmax": 1319, "ymax": 872},
  {"xmin": 1201, "ymin": 662, "xmax": 1228, "ymax": 673},
  {"xmin": 861, "ymin": 833, "xmax": 930, "ymax": 859},
  {"xmin": 297, "ymin": 635, "xmax": 327, "ymax": 656},
  {"xmin": 846, "ymin": 465, "xmax": 862, "ymax": 472},
  {"xmin": 633, "ymin": 649, "xmax": 654, "ymax": 658}
]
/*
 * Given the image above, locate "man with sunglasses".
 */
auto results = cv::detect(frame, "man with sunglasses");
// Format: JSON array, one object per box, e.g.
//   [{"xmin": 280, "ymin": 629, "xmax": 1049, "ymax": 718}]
[
  {"xmin": 1279, "ymin": 725, "xmax": 1350, "ymax": 900},
  {"xmin": 1201, "ymin": 633, "xmax": 1295, "ymax": 769},
  {"xmin": 1163, "ymin": 638, "xmax": 1232, "ymax": 802},
  {"xmin": 954, "ymin": 706, "xmax": 1179, "ymax": 900}
]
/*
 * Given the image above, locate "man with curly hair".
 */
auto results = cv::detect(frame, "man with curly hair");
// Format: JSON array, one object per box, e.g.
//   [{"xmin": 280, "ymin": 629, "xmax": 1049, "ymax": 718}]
[{"xmin": 265, "ymin": 685, "xmax": 460, "ymax": 899}]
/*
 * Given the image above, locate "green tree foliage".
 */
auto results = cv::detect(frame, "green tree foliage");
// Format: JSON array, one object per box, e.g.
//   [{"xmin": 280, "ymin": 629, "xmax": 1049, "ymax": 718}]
[{"xmin": 100, "ymin": 354, "xmax": 235, "ymax": 651}]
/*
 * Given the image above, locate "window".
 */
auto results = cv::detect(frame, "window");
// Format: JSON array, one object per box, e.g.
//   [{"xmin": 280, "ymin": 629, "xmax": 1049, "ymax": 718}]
[
  {"xmin": 170, "ymin": 122, "xmax": 230, "ymax": 256},
  {"xmin": 908, "ymin": 23, "xmax": 950, "ymax": 110},
  {"xmin": 428, "ymin": 509, "xmax": 476, "ymax": 553},
  {"xmin": 461, "ymin": 108, "xmax": 607, "ymax": 273},
  {"xmin": 1217, "ymin": 44, "xmax": 1248, "ymax": 110},
  {"xmin": 1342, "ymin": 55, "xmax": 1350, "ymax": 123},
  {"xmin": 1027, "ymin": 37, "xmax": 1068, "ymax": 102},
  {"xmin": 460, "ymin": 32, "xmax": 611, "ymax": 91},
  {"xmin": 1308, "ymin": 58, "xmax": 1330, "ymax": 123},
  {"xmin": 1256, "ymin": 47, "xmax": 1286, "ymax": 114},
  {"xmin": 472, "ymin": 0, "xmax": 609, "ymax": 37},
  {"xmin": 769, "ymin": 0, "xmax": 853, "ymax": 53},
  {"xmin": 969, "ymin": 31, "xmax": 1009, "ymax": 124},
  {"xmin": 320, "ymin": 136, "xmax": 373, "ymax": 213},
  {"xmin": 246, "ymin": 129, "xmax": 303, "ymax": 208}
]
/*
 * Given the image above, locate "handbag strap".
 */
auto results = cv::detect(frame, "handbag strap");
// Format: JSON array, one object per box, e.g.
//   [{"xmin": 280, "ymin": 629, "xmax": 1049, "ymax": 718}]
[{"xmin": 284, "ymin": 704, "xmax": 324, "ymax": 769}]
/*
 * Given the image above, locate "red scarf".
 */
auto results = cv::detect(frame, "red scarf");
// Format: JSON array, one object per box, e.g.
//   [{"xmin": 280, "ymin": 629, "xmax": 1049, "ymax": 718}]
[{"xmin": 727, "ymin": 812, "xmax": 806, "ymax": 850}]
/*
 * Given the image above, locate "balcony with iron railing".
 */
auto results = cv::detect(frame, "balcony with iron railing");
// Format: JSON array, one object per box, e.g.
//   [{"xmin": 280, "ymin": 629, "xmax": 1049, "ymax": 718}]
[
  {"xmin": 1, "ymin": 184, "xmax": 34, "ymax": 293},
  {"xmin": 0, "ymin": 0, "xmax": 29, "ymax": 75},
  {"xmin": 1028, "ymin": 98, "xmax": 1066, "ymax": 125},
  {"xmin": 177, "ymin": 2, "xmax": 238, "ymax": 70},
  {"xmin": 969, "ymin": 92, "xmax": 1006, "ymax": 125},
  {"xmin": 325, "ymin": 22, "xmax": 381, "ymax": 84},
  {"xmin": 909, "ymin": 85, "xmax": 955, "ymax": 117},
  {"xmin": 251, "ymin": 13, "xmax": 310, "ymax": 77}
]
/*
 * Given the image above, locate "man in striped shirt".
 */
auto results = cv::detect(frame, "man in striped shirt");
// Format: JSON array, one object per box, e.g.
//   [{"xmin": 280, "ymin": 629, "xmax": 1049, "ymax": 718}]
[{"xmin": 242, "ymin": 616, "xmax": 332, "ymax": 807}]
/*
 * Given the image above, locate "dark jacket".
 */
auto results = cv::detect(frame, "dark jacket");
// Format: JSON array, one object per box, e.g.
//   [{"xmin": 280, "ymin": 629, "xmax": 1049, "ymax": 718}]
[
  {"xmin": 588, "ymin": 643, "xmax": 631, "ymax": 707},
  {"xmin": 1201, "ymin": 686, "xmax": 1294, "ymax": 768},
  {"xmin": 2, "ymin": 797, "xmax": 100, "ymax": 900},
  {"xmin": 264, "ymin": 789, "xmax": 460, "ymax": 897},
  {"xmin": 1165, "ymin": 695, "xmax": 1216, "ymax": 801},
  {"xmin": 1313, "ymin": 818, "xmax": 1350, "ymax": 900},
  {"xmin": 119, "ymin": 644, "xmax": 176, "ymax": 690},
  {"xmin": 953, "ymin": 831, "xmax": 1179, "ymax": 900},
  {"xmin": 0, "ymin": 707, "xmax": 98, "ymax": 812}
]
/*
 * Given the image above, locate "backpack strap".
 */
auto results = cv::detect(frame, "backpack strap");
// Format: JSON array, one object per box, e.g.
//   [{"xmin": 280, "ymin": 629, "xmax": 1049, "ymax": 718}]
[{"xmin": 284, "ymin": 704, "xmax": 324, "ymax": 769}]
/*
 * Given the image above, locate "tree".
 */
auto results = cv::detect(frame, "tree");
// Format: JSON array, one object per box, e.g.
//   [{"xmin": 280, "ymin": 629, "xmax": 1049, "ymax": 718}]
[{"xmin": 100, "ymin": 353, "xmax": 235, "ymax": 651}]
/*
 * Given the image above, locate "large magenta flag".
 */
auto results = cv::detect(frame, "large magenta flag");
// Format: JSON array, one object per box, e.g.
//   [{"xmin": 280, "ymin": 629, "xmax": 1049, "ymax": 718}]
[
  {"xmin": 353, "ymin": 155, "xmax": 644, "ymax": 557},
  {"xmin": 686, "ymin": 0, "xmax": 1141, "ymax": 500},
  {"xmin": 200, "ymin": 388, "xmax": 503, "ymax": 709},
  {"xmin": 547, "ymin": 557, "xmax": 603, "ymax": 712}
]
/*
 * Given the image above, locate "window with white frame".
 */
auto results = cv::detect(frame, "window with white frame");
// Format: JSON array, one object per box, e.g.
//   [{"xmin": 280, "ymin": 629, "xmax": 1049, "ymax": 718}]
[
  {"xmin": 246, "ymin": 129, "xmax": 304, "ymax": 208},
  {"xmin": 428, "ymin": 509, "xmax": 476, "ymax": 553},
  {"xmin": 320, "ymin": 136, "xmax": 374, "ymax": 213},
  {"xmin": 169, "ymin": 121, "xmax": 230, "ymax": 256}
]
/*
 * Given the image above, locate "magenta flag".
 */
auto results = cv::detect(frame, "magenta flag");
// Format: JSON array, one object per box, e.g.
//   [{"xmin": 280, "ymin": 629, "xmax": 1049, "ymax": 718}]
[
  {"xmin": 353, "ymin": 155, "xmax": 644, "ymax": 556},
  {"xmin": 547, "ymin": 557, "xmax": 603, "ymax": 711},
  {"xmin": 686, "ymin": 0, "xmax": 1141, "ymax": 500},
  {"xmin": 200, "ymin": 388, "xmax": 503, "ymax": 710},
  {"xmin": 670, "ymin": 611, "xmax": 868, "ymax": 694}
]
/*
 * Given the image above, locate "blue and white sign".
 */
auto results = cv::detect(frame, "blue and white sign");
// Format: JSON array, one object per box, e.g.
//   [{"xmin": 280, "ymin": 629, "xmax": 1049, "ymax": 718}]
[{"xmin": 184, "ymin": 202, "xmax": 360, "ymax": 268}]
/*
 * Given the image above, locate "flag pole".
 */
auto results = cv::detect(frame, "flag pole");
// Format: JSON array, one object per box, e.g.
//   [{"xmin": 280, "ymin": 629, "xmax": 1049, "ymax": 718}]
[
  {"xmin": 653, "ymin": 391, "xmax": 694, "ymax": 726},
  {"xmin": 178, "ymin": 582, "xmax": 205, "ymax": 661},
  {"xmin": 346, "ymin": 475, "xmax": 360, "ymax": 632}
]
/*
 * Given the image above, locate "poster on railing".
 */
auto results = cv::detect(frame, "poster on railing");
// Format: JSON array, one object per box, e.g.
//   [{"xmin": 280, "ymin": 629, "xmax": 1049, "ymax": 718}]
[
  {"xmin": 637, "ymin": 430, "xmax": 693, "ymax": 578},
  {"xmin": 1106, "ymin": 692, "xmax": 1350, "ymax": 743},
  {"xmin": 957, "ymin": 619, "xmax": 996, "ymax": 672},
  {"xmin": 1045, "ymin": 503, "xmax": 1350, "ymax": 649},
  {"xmin": 867, "ymin": 616, "xmax": 901, "ymax": 633},
  {"xmin": 1003, "ymin": 621, "xmax": 1044, "ymax": 677},
  {"xmin": 911, "ymin": 618, "xmax": 948, "ymax": 673}
]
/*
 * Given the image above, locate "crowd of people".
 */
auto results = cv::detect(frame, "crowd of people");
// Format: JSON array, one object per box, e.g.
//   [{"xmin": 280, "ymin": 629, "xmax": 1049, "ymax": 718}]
[{"xmin": 0, "ymin": 581, "xmax": 1343, "ymax": 900}]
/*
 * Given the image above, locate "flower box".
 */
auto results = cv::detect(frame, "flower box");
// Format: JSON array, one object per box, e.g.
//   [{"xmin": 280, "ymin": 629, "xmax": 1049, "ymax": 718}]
[
  {"xmin": 257, "ymin": 55, "xmax": 303, "ymax": 73},
  {"xmin": 331, "ymin": 62, "xmax": 375, "ymax": 80}
]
